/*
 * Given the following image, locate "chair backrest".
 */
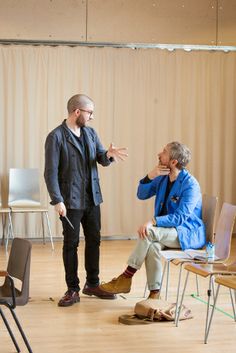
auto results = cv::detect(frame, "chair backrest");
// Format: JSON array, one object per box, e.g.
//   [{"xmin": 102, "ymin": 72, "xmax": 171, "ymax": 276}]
[
  {"xmin": 202, "ymin": 194, "xmax": 218, "ymax": 243},
  {"xmin": 4, "ymin": 238, "xmax": 32, "ymax": 305},
  {"xmin": 8, "ymin": 168, "xmax": 41, "ymax": 207},
  {"xmin": 214, "ymin": 203, "xmax": 236, "ymax": 261}
]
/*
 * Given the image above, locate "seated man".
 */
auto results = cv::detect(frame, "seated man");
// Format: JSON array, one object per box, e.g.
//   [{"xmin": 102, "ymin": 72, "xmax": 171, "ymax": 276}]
[{"xmin": 100, "ymin": 141, "xmax": 205, "ymax": 299}]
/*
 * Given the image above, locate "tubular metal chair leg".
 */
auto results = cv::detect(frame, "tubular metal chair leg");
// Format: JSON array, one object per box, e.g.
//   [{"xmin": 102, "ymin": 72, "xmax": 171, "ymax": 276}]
[
  {"xmin": 175, "ymin": 271, "xmax": 190, "ymax": 326},
  {"xmin": 0, "ymin": 307, "xmax": 20, "ymax": 353},
  {"xmin": 165, "ymin": 261, "xmax": 170, "ymax": 301},
  {"xmin": 45, "ymin": 212, "xmax": 54, "ymax": 250},
  {"xmin": 174, "ymin": 263, "xmax": 183, "ymax": 324},
  {"xmin": 6, "ymin": 212, "xmax": 14, "ymax": 252},
  {"xmin": 9, "ymin": 307, "xmax": 33, "ymax": 353},
  {"xmin": 205, "ymin": 283, "xmax": 220, "ymax": 343},
  {"xmin": 195, "ymin": 274, "xmax": 200, "ymax": 296},
  {"xmin": 229, "ymin": 288, "xmax": 236, "ymax": 321},
  {"xmin": 1, "ymin": 214, "xmax": 6, "ymax": 246},
  {"xmin": 41, "ymin": 213, "xmax": 46, "ymax": 245},
  {"xmin": 211, "ymin": 275, "xmax": 216, "ymax": 299},
  {"xmin": 204, "ymin": 276, "xmax": 214, "ymax": 343}
]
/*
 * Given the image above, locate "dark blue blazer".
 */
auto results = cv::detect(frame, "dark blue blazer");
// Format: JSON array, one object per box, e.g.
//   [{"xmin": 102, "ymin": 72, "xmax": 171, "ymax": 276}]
[{"xmin": 44, "ymin": 120, "xmax": 112, "ymax": 209}]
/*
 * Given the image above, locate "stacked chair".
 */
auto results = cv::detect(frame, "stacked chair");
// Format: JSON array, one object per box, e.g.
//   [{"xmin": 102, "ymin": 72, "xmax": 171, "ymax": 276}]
[{"xmin": 175, "ymin": 202, "xmax": 236, "ymax": 344}]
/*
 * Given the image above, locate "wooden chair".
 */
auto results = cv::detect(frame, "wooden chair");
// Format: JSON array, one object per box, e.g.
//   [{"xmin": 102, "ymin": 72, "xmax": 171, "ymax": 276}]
[
  {"xmin": 0, "ymin": 238, "xmax": 33, "ymax": 352},
  {"xmin": 7, "ymin": 168, "xmax": 54, "ymax": 250},
  {"xmin": 205, "ymin": 274, "xmax": 236, "ymax": 343},
  {"xmin": 175, "ymin": 203, "xmax": 236, "ymax": 343}
]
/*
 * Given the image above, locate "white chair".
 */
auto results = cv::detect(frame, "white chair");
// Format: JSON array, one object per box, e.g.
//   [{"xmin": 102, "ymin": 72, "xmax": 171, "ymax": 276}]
[
  {"xmin": 0, "ymin": 182, "xmax": 14, "ymax": 250},
  {"xmin": 7, "ymin": 168, "xmax": 54, "ymax": 250}
]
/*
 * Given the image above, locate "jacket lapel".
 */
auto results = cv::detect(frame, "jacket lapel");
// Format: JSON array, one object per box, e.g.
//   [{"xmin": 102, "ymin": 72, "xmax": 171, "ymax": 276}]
[
  {"xmin": 168, "ymin": 169, "xmax": 186, "ymax": 202},
  {"xmin": 62, "ymin": 121, "xmax": 84, "ymax": 156}
]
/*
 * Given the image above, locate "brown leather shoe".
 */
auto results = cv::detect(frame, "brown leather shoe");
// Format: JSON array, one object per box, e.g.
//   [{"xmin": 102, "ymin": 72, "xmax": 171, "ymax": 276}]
[
  {"xmin": 58, "ymin": 290, "xmax": 80, "ymax": 307},
  {"xmin": 82, "ymin": 284, "xmax": 117, "ymax": 299},
  {"xmin": 99, "ymin": 274, "xmax": 132, "ymax": 294}
]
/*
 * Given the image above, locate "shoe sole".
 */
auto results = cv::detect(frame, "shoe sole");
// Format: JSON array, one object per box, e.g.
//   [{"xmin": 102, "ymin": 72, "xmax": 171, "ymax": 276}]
[
  {"xmin": 82, "ymin": 290, "xmax": 117, "ymax": 300},
  {"xmin": 58, "ymin": 298, "xmax": 80, "ymax": 307},
  {"xmin": 99, "ymin": 286, "xmax": 131, "ymax": 294}
]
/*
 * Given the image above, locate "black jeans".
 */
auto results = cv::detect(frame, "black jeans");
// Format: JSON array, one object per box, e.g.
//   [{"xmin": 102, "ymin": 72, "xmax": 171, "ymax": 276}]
[{"xmin": 61, "ymin": 205, "xmax": 101, "ymax": 292}]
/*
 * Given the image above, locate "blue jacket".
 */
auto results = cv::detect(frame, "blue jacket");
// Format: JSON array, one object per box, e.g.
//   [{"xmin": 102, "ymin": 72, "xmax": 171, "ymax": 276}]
[
  {"xmin": 137, "ymin": 169, "xmax": 206, "ymax": 250},
  {"xmin": 44, "ymin": 120, "xmax": 112, "ymax": 209}
]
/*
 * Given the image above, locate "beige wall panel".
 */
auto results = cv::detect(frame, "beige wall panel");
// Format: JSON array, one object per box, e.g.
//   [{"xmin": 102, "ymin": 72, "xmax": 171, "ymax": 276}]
[
  {"xmin": 0, "ymin": 0, "xmax": 86, "ymax": 41},
  {"xmin": 88, "ymin": 0, "xmax": 217, "ymax": 44},
  {"xmin": 218, "ymin": 0, "xmax": 236, "ymax": 46}
]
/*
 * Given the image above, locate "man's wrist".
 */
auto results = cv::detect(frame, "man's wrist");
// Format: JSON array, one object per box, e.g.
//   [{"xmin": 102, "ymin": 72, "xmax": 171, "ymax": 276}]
[{"xmin": 152, "ymin": 217, "xmax": 157, "ymax": 226}]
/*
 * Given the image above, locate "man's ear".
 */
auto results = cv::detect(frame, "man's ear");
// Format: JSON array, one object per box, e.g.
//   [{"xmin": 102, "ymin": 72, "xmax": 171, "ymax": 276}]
[{"xmin": 171, "ymin": 159, "xmax": 178, "ymax": 167}]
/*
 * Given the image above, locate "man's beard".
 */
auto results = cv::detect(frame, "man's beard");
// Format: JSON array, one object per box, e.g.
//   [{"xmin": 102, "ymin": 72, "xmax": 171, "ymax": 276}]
[{"xmin": 76, "ymin": 117, "xmax": 85, "ymax": 128}]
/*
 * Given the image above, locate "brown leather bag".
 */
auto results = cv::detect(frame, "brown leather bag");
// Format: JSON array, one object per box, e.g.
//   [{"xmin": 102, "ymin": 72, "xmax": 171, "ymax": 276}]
[{"xmin": 134, "ymin": 298, "xmax": 193, "ymax": 322}]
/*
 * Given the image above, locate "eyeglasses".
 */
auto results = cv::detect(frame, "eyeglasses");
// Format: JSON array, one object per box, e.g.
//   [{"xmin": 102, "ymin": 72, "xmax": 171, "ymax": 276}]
[{"xmin": 79, "ymin": 108, "xmax": 94, "ymax": 118}]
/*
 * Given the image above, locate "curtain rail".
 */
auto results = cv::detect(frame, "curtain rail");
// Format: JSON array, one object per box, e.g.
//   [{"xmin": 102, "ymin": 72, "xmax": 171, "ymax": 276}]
[{"xmin": 0, "ymin": 39, "xmax": 236, "ymax": 52}]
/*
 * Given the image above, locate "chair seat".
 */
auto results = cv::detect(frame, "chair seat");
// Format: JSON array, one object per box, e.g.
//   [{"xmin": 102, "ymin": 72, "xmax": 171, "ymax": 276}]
[
  {"xmin": 184, "ymin": 262, "xmax": 236, "ymax": 277},
  {"xmin": 0, "ymin": 286, "xmax": 22, "ymax": 303},
  {"xmin": 10, "ymin": 207, "xmax": 48, "ymax": 213},
  {"xmin": 215, "ymin": 275, "xmax": 236, "ymax": 290},
  {"xmin": 0, "ymin": 208, "xmax": 11, "ymax": 213},
  {"xmin": 172, "ymin": 258, "xmax": 225, "ymax": 266}
]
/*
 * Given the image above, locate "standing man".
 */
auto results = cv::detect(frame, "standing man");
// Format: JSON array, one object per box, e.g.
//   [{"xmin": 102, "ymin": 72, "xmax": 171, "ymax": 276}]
[
  {"xmin": 44, "ymin": 94, "xmax": 128, "ymax": 306},
  {"xmin": 100, "ymin": 142, "xmax": 205, "ymax": 299}
]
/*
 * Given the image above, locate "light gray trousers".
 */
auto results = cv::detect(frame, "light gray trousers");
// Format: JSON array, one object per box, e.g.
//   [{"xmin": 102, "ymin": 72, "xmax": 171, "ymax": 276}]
[{"xmin": 127, "ymin": 226, "xmax": 181, "ymax": 290}]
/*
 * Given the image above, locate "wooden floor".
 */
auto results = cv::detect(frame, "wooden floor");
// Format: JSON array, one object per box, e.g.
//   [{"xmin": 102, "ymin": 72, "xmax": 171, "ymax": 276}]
[{"xmin": 0, "ymin": 239, "xmax": 235, "ymax": 353}]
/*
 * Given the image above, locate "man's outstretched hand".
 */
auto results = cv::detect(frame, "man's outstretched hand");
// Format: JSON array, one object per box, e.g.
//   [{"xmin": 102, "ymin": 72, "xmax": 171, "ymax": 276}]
[{"xmin": 107, "ymin": 143, "xmax": 128, "ymax": 162}]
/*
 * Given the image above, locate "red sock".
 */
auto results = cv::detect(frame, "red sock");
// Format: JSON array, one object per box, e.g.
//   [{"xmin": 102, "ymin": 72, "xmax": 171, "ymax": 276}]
[
  {"xmin": 123, "ymin": 266, "xmax": 137, "ymax": 278},
  {"xmin": 150, "ymin": 289, "xmax": 160, "ymax": 294}
]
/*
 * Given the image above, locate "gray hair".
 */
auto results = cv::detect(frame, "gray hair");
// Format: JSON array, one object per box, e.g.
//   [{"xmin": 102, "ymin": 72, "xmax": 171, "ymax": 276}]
[
  {"xmin": 67, "ymin": 94, "xmax": 94, "ymax": 114},
  {"xmin": 168, "ymin": 142, "xmax": 191, "ymax": 169}
]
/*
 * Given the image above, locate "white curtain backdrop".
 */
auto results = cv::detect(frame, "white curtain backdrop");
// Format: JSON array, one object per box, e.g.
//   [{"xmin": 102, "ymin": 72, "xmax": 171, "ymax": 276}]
[{"xmin": 0, "ymin": 45, "xmax": 235, "ymax": 237}]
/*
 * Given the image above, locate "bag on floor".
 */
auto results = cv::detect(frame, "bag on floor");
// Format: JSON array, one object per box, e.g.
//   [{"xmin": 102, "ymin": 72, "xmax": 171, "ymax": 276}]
[{"xmin": 118, "ymin": 298, "xmax": 193, "ymax": 325}]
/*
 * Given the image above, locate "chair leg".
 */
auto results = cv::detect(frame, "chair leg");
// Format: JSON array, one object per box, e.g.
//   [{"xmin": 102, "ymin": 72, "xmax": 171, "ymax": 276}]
[
  {"xmin": 0, "ymin": 307, "xmax": 20, "ymax": 352},
  {"xmin": 204, "ymin": 276, "xmax": 214, "ymax": 343},
  {"xmin": 159, "ymin": 261, "xmax": 167, "ymax": 297},
  {"xmin": 165, "ymin": 261, "xmax": 170, "ymax": 301},
  {"xmin": 41, "ymin": 213, "xmax": 46, "ymax": 245},
  {"xmin": 9, "ymin": 307, "xmax": 33, "ymax": 353},
  {"xmin": 174, "ymin": 262, "xmax": 183, "ymax": 325},
  {"xmin": 211, "ymin": 275, "xmax": 216, "ymax": 299},
  {"xmin": 229, "ymin": 288, "xmax": 236, "ymax": 321},
  {"xmin": 45, "ymin": 212, "xmax": 54, "ymax": 250},
  {"xmin": 175, "ymin": 271, "xmax": 189, "ymax": 327},
  {"xmin": 204, "ymin": 283, "xmax": 220, "ymax": 343},
  {"xmin": 6, "ymin": 212, "xmax": 14, "ymax": 252},
  {"xmin": 195, "ymin": 274, "xmax": 200, "ymax": 296},
  {"xmin": 1, "ymin": 214, "xmax": 6, "ymax": 245}
]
